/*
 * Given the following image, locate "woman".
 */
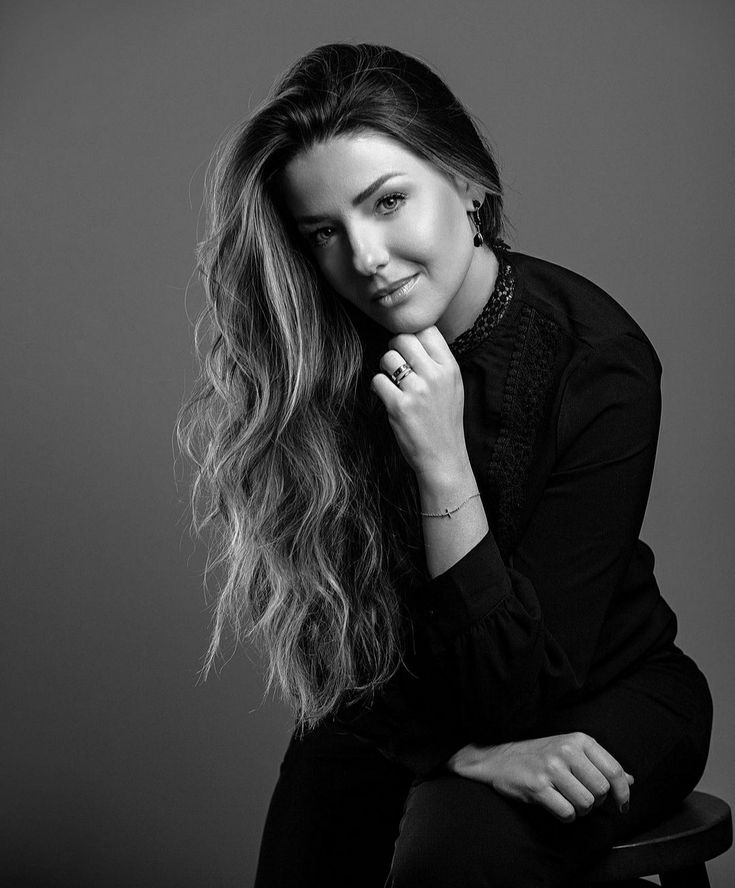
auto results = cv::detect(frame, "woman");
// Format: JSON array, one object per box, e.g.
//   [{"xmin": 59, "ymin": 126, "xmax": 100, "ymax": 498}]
[{"xmin": 176, "ymin": 43, "xmax": 713, "ymax": 887}]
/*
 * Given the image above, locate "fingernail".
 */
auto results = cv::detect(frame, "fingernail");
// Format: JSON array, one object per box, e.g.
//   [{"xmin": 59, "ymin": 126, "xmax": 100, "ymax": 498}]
[{"xmin": 619, "ymin": 801, "xmax": 629, "ymax": 814}]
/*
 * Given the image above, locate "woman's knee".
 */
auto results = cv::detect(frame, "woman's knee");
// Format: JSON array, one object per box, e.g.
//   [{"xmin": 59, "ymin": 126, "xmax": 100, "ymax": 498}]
[{"xmin": 387, "ymin": 775, "xmax": 557, "ymax": 888}]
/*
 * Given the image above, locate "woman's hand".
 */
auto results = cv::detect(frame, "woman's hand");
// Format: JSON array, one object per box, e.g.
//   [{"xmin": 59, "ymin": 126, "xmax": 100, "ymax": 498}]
[
  {"xmin": 370, "ymin": 326, "xmax": 469, "ymax": 479},
  {"xmin": 446, "ymin": 733, "xmax": 635, "ymax": 823}
]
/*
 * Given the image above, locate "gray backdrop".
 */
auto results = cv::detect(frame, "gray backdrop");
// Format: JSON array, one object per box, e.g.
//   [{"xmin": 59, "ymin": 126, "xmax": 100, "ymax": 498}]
[{"xmin": 2, "ymin": 1, "xmax": 733, "ymax": 885}]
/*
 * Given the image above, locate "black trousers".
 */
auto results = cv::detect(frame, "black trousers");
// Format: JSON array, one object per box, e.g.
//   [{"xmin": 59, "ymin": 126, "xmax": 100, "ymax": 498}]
[{"xmin": 253, "ymin": 644, "xmax": 712, "ymax": 888}]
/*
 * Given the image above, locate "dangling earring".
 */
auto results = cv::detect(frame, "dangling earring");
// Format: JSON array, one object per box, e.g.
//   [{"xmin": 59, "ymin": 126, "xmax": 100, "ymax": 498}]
[{"xmin": 470, "ymin": 199, "xmax": 484, "ymax": 247}]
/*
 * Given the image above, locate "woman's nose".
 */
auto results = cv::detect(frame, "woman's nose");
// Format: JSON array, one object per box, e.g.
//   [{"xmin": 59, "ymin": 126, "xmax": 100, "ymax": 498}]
[{"xmin": 349, "ymin": 228, "xmax": 389, "ymax": 276}]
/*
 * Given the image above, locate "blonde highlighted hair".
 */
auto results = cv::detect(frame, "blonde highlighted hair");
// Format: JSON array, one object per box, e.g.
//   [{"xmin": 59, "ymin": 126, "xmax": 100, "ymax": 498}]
[{"xmin": 175, "ymin": 42, "xmax": 504, "ymax": 733}]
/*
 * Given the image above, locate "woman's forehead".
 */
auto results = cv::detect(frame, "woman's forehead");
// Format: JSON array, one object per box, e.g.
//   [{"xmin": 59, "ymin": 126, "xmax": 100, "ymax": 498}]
[{"xmin": 280, "ymin": 133, "xmax": 433, "ymax": 216}]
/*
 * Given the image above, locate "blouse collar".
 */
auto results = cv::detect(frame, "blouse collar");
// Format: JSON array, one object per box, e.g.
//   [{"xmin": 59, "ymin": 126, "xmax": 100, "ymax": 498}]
[{"xmin": 448, "ymin": 244, "xmax": 515, "ymax": 360}]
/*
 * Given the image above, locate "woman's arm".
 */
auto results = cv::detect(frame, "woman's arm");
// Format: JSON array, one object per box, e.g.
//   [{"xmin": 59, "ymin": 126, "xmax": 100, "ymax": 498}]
[
  {"xmin": 408, "ymin": 332, "xmax": 665, "ymax": 741},
  {"xmin": 337, "ymin": 332, "xmax": 667, "ymax": 776},
  {"xmin": 418, "ymin": 463, "xmax": 489, "ymax": 579},
  {"xmin": 446, "ymin": 733, "xmax": 634, "ymax": 822}
]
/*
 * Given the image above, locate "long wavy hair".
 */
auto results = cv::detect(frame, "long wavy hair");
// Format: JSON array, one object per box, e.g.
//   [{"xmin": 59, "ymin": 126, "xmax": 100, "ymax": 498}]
[{"xmin": 175, "ymin": 42, "xmax": 505, "ymax": 734}]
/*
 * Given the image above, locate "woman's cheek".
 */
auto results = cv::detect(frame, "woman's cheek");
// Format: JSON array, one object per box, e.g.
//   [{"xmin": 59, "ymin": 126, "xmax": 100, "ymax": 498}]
[
  {"xmin": 316, "ymin": 249, "xmax": 351, "ymax": 294},
  {"xmin": 395, "ymin": 214, "xmax": 435, "ymax": 262}
]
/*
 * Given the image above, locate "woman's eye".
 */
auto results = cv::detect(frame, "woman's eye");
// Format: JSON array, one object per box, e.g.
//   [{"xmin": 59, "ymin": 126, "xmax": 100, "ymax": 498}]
[
  {"xmin": 307, "ymin": 227, "xmax": 335, "ymax": 248},
  {"xmin": 377, "ymin": 192, "xmax": 407, "ymax": 213},
  {"xmin": 303, "ymin": 194, "xmax": 406, "ymax": 248}
]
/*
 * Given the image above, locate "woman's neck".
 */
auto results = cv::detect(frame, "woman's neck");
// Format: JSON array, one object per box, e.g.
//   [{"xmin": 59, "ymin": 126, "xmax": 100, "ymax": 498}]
[{"xmin": 436, "ymin": 247, "xmax": 499, "ymax": 345}]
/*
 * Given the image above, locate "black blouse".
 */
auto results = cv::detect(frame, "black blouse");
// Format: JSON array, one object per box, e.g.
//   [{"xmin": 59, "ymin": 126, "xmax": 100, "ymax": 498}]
[{"xmin": 334, "ymin": 248, "xmax": 678, "ymax": 777}]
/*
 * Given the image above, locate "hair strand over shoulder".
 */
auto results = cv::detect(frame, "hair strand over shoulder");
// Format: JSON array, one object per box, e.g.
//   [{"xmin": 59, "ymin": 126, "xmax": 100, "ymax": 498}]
[{"xmin": 175, "ymin": 42, "xmax": 505, "ymax": 733}]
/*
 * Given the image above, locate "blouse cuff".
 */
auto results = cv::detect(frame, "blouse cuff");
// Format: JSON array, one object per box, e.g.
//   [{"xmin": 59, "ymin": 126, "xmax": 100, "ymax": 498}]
[
  {"xmin": 378, "ymin": 734, "xmax": 465, "ymax": 780},
  {"xmin": 413, "ymin": 530, "xmax": 512, "ymax": 635}
]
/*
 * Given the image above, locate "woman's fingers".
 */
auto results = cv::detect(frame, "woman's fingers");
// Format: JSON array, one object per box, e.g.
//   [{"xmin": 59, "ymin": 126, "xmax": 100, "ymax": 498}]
[
  {"xmin": 534, "ymin": 784, "xmax": 578, "ymax": 823},
  {"xmin": 412, "ymin": 325, "xmax": 454, "ymax": 363},
  {"xmin": 377, "ymin": 326, "xmax": 456, "ymax": 376},
  {"xmin": 566, "ymin": 753, "xmax": 611, "ymax": 809},
  {"xmin": 382, "ymin": 331, "xmax": 440, "ymax": 375},
  {"xmin": 582, "ymin": 738, "xmax": 632, "ymax": 812},
  {"xmin": 548, "ymin": 768, "xmax": 597, "ymax": 817},
  {"xmin": 548, "ymin": 734, "xmax": 633, "ymax": 816},
  {"xmin": 456, "ymin": 735, "xmax": 636, "ymax": 825}
]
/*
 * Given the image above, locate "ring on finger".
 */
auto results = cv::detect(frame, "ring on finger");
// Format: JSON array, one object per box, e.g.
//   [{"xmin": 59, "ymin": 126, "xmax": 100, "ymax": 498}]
[{"xmin": 388, "ymin": 362, "xmax": 415, "ymax": 388}]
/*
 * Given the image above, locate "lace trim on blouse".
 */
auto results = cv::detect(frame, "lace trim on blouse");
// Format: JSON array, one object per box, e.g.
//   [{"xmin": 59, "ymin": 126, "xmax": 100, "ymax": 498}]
[{"xmin": 449, "ymin": 245, "xmax": 515, "ymax": 359}]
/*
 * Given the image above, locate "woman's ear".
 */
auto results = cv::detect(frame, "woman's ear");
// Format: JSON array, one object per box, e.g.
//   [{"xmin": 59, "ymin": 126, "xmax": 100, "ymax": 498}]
[{"xmin": 451, "ymin": 175, "xmax": 484, "ymax": 211}]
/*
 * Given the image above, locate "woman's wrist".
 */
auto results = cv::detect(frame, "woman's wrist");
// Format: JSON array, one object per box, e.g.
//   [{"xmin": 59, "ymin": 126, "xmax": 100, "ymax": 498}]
[
  {"xmin": 415, "ymin": 454, "xmax": 473, "ymax": 491},
  {"xmin": 446, "ymin": 742, "xmax": 505, "ymax": 781},
  {"xmin": 418, "ymin": 463, "xmax": 490, "ymax": 579},
  {"xmin": 445, "ymin": 742, "xmax": 481, "ymax": 775},
  {"xmin": 416, "ymin": 459, "xmax": 482, "ymax": 515}
]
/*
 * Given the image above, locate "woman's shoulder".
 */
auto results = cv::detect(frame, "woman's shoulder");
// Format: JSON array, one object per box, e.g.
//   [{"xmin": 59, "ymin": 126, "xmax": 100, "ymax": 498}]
[{"xmin": 506, "ymin": 250, "xmax": 658, "ymax": 361}]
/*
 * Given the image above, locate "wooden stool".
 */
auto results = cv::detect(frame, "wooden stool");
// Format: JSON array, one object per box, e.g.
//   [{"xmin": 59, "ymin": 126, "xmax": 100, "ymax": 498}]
[{"xmin": 580, "ymin": 791, "xmax": 732, "ymax": 886}]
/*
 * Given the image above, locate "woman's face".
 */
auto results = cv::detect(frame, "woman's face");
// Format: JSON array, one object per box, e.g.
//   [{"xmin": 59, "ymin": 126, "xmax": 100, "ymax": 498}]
[{"xmin": 279, "ymin": 131, "xmax": 496, "ymax": 340}]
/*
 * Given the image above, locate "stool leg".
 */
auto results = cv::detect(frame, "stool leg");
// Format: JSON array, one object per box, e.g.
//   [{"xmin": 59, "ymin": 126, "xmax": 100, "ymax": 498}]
[{"xmin": 660, "ymin": 863, "xmax": 710, "ymax": 888}]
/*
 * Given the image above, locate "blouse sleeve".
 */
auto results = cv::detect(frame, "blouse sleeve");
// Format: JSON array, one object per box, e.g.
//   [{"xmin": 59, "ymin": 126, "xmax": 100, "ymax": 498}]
[
  {"xmin": 409, "ymin": 331, "xmax": 663, "ymax": 740},
  {"xmin": 335, "ymin": 332, "xmax": 663, "ymax": 776}
]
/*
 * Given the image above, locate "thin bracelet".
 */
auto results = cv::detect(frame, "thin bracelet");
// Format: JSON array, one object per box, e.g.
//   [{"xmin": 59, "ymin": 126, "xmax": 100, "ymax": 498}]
[{"xmin": 420, "ymin": 492, "xmax": 482, "ymax": 519}]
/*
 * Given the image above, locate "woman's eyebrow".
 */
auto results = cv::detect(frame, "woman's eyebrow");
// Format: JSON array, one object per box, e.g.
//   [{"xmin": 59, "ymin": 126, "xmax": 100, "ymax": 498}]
[
  {"xmin": 352, "ymin": 171, "xmax": 405, "ymax": 206},
  {"xmin": 296, "ymin": 172, "xmax": 406, "ymax": 224}
]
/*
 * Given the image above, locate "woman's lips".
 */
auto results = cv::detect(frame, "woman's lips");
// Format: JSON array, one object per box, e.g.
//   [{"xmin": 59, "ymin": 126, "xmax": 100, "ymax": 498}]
[{"xmin": 373, "ymin": 274, "xmax": 419, "ymax": 307}]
